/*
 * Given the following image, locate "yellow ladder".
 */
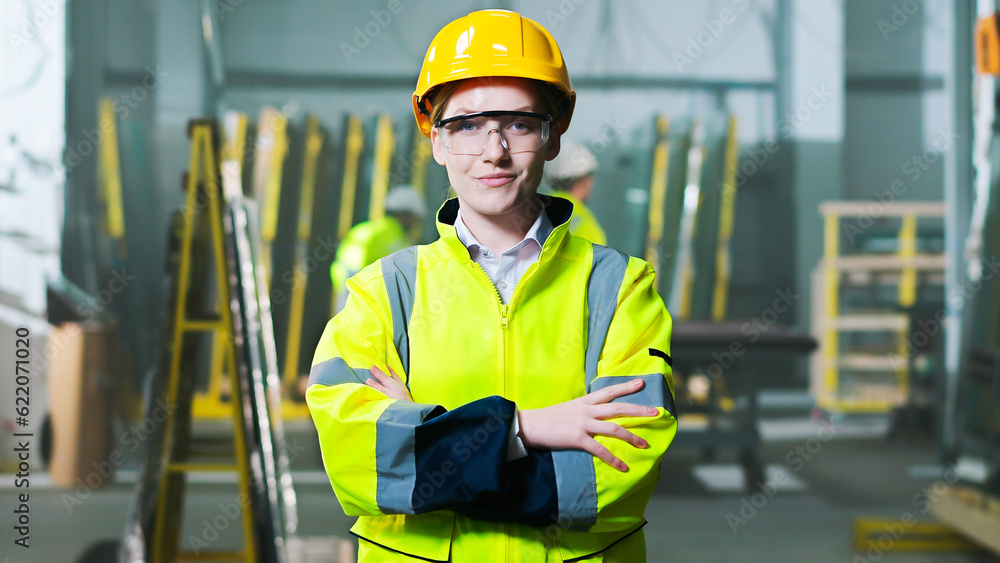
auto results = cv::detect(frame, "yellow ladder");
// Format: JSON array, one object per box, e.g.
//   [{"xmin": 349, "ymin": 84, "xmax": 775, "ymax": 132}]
[
  {"xmin": 192, "ymin": 111, "xmax": 249, "ymax": 421},
  {"xmin": 711, "ymin": 116, "xmax": 740, "ymax": 321},
  {"xmin": 329, "ymin": 114, "xmax": 365, "ymax": 321},
  {"xmin": 252, "ymin": 106, "xmax": 290, "ymax": 289},
  {"xmin": 670, "ymin": 119, "xmax": 706, "ymax": 319},
  {"xmin": 368, "ymin": 113, "xmax": 395, "ymax": 221},
  {"xmin": 338, "ymin": 114, "xmax": 364, "ymax": 240},
  {"xmin": 281, "ymin": 115, "xmax": 326, "ymax": 415},
  {"xmin": 645, "ymin": 115, "xmax": 671, "ymax": 274},
  {"xmin": 151, "ymin": 119, "xmax": 257, "ymax": 562},
  {"xmin": 406, "ymin": 124, "xmax": 432, "ymax": 241}
]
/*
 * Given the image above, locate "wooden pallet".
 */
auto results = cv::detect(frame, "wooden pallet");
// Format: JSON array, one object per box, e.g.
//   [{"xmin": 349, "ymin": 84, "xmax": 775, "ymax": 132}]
[{"xmin": 929, "ymin": 485, "xmax": 1000, "ymax": 555}]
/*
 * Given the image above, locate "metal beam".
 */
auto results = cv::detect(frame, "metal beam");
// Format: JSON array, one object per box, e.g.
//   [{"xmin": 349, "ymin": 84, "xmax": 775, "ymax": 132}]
[
  {"xmin": 845, "ymin": 75, "xmax": 946, "ymax": 92},
  {"xmin": 943, "ymin": 0, "xmax": 976, "ymax": 458},
  {"xmin": 223, "ymin": 70, "xmax": 775, "ymax": 92}
]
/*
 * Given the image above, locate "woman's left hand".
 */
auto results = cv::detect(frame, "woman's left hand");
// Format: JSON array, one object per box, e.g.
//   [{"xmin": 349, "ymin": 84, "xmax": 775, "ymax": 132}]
[{"xmin": 365, "ymin": 365, "xmax": 413, "ymax": 402}]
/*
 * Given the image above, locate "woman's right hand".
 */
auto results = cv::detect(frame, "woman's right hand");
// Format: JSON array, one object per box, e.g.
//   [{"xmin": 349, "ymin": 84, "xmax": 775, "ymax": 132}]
[{"xmin": 516, "ymin": 378, "xmax": 659, "ymax": 472}]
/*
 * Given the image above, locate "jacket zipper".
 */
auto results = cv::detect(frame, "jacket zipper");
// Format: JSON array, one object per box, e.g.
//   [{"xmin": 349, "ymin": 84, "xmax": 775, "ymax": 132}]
[
  {"xmin": 470, "ymin": 259, "xmax": 544, "ymax": 563},
  {"xmin": 505, "ymin": 523, "xmax": 510, "ymax": 562},
  {"xmin": 471, "ymin": 263, "xmax": 507, "ymax": 395}
]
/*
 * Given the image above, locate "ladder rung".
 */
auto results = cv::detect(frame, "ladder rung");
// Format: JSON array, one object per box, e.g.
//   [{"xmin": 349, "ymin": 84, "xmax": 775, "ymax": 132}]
[
  {"xmin": 830, "ymin": 254, "xmax": 946, "ymax": 271},
  {"xmin": 180, "ymin": 318, "xmax": 225, "ymax": 331},
  {"xmin": 190, "ymin": 435, "xmax": 237, "ymax": 447},
  {"xmin": 819, "ymin": 201, "xmax": 946, "ymax": 217},
  {"xmin": 167, "ymin": 463, "xmax": 239, "ymax": 473},
  {"xmin": 838, "ymin": 354, "xmax": 906, "ymax": 371},
  {"xmin": 827, "ymin": 314, "xmax": 909, "ymax": 331},
  {"xmin": 818, "ymin": 398, "xmax": 901, "ymax": 413},
  {"xmin": 178, "ymin": 551, "xmax": 247, "ymax": 561},
  {"xmin": 188, "ymin": 448, "xmax": 237, "ymax": 459}
]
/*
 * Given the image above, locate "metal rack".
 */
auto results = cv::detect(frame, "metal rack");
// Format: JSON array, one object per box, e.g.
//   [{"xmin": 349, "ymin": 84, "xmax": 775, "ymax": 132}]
[
  {"xmin": 671, "ymin": 320, "xmax": 816, "ymax": 490},
  {"xmin": 811, "ymin": 201, "xmax": 946, "ymax": 414}
]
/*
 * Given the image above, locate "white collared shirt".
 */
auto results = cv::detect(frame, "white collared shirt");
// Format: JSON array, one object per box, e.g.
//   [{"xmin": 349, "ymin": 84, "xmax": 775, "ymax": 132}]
[
  {"xmin": 454, "ymin": 204, "xmax": 553, "ymax": 305},
  {"xmin": 453, "ymin": 202, "xmax": 553, "ymax": 460}
]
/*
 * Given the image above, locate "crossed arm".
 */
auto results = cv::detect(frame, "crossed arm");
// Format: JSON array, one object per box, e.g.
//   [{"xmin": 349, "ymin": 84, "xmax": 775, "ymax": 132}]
[
  {"xmin": 308, "ymin": 255, "xmax": 675, "ymax": 530},
  {"xmin": 365, "ymin": 365, "xmax": 656, "ymax": 472}
]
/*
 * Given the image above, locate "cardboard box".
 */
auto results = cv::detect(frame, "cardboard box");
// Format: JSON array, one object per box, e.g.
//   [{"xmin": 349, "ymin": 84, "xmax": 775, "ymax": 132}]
[{"xmin": 48, "ymin": 322, "xmax": 116, "ymax": 487}]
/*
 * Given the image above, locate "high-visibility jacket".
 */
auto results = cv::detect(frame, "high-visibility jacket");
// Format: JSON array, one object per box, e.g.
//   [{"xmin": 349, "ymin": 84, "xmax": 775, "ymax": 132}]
[
  {"xmin": 330, "ymin": 216, "xmax": 410, "ymax": 311},
  {"xmin": 307, "ymin": 195, "xmax": 676, "ymax": 562},
  {"xmin": 555, "ymin": 192, "xmax": 607, "ymax": 246}
]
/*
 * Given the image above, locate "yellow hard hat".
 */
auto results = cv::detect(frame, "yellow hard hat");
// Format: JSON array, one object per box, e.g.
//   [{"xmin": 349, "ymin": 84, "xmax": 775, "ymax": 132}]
[{"xmin": 412, "ymin": 9, "xmax": 576, "ymax": 137}]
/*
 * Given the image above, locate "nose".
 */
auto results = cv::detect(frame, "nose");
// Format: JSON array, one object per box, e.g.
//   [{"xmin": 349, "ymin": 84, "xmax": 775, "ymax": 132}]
[{"xmin": 480, "ymin": 129, "xmax": 510, "ymax": 163}]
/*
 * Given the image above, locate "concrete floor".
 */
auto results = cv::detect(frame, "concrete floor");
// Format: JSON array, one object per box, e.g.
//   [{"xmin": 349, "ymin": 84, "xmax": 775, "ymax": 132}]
[{"xmin": 2, "ymin": 415, "xmax": 999, "ymax": 562}]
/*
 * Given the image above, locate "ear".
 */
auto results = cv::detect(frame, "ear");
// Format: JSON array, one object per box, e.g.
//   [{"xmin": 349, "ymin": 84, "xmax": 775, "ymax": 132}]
[
  {"xmin": 430, "ymin": 127, "xmax": 447, "ymax": 165},
  {"xmin": 545, "ymin": 125, "xmax": 562, "ymax": 162}
]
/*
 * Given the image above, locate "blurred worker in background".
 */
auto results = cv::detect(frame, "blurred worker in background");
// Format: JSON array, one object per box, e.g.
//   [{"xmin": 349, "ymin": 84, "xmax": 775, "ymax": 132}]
[
  {"xmin": 545, "ymin": 138, "xmax": 608, "ymax": 245},
  {"xmin": 308, "ymin": 9, "xmax": 675, "ymax": 562},
  {"xmin": 329, "ymin": 185, "xmax": 426, "ymax": 313}
]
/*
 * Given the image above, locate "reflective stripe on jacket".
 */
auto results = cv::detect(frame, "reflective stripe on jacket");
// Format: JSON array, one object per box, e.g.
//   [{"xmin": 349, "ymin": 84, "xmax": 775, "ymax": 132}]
[{"xmin": 307, "ymin": 195, "xmax": 676, "ymax": 562}]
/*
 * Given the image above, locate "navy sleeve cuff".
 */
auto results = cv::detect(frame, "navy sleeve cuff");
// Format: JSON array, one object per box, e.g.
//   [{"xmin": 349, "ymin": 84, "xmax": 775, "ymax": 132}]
[
  {"xmin": 411, "ymin": 395, "xmax": 559, "ymax": 524},
  {"xmin": 456, "ymin": 449, "xmax": 559, "ymax": 526},
  {"xmin": 412, "ymin": 395, "xmax": 515, "ymax": 512}
]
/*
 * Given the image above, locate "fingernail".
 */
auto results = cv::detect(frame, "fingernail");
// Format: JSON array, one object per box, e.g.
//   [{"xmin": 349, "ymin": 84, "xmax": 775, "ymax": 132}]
[
  {"xmin": 648, "ymin": 407, "xmax": 658, "ymax": 415},
  {"xmin": 639, "ymin": 440, "xmax": 649, "ymax": 448},
  {"xmin": 619, "ymin": 461, "xmax": 629, "ymax": 471},
  {"xmin": 634, "ymin": 379, "xmax": 643, "ymax": 387}
]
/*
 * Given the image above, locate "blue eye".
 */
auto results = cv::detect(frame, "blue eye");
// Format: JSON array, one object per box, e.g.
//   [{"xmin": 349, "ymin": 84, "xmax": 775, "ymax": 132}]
[
  {"xmin": 507, "ymin": 120, "xmax": 535, "ymax": 135},
  {"xmin": 448, "ymin": 120, "xmax": 481, "ymax": 135}
]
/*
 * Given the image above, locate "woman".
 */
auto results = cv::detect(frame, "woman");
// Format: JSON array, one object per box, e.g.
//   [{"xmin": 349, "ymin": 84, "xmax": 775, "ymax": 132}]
[{"xmin": 307, "ymin": 10, "xmax": 676, "ymax": 562}]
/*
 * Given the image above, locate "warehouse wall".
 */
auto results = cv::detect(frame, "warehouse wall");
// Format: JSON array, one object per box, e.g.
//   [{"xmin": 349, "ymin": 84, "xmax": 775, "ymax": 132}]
[
  {"xmin": 100, "ymin": 0, "xmax": 786, "ymax": 315},
  {"xmin": 69, "ymin": 0, "xmax": 959, "ymax": 392},
  {"xmin": 844, "ymin": 0, "xmax": 952, "ymax": 203}
]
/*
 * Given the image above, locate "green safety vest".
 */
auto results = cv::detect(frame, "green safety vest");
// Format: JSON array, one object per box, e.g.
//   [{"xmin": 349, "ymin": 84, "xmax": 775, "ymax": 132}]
[
  {"xmin": 330, "ymin": 215, "xmax": 410, "ymax": 296},
  {"xmin": 556, "ymin": 192, "xmax": 607, "ymax": 246}
]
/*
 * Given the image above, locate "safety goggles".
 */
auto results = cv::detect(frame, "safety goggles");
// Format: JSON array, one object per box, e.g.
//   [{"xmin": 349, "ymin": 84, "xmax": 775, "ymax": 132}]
[{"xmin": 434, "ymin": 110, "xmax": 553, "ymax": 156}]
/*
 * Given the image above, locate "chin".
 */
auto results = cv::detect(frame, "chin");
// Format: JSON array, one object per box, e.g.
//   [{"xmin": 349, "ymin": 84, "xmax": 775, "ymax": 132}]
[{"xmin": 479, "ymin": 189, "xmax": 533, "ymax": 214}]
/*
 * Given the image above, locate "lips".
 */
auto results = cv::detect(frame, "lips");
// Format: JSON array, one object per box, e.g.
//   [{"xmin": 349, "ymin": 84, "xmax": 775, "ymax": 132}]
[{"xmin": 476, "ymin": 174, "xmax": 516, "ymax": 187}]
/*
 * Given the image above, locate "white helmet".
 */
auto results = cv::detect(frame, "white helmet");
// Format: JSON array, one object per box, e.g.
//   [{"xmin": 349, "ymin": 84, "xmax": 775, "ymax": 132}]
[
  {"xmin": 545, "ymin": 139, "xmax": 597, "ymax": 183},
  {"xmin": 385, "ymin": 185, "xmax": 427, "ymax": 218}
]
